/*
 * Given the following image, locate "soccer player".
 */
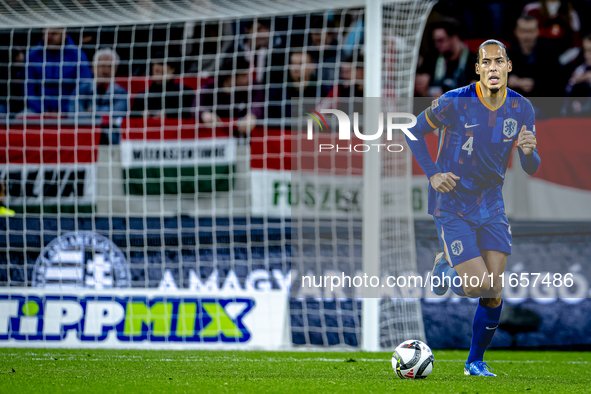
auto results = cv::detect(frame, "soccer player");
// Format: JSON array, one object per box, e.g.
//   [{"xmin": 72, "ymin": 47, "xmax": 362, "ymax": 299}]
[{"xmin": 407, "ymin": 39, "xmax": 540, "ymax": 376}]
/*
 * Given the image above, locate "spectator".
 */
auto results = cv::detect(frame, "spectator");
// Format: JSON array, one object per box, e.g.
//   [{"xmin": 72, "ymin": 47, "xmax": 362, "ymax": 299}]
[
  {"xmin": 309, "ymin": 17, "xmax": 337, "ymax": 54},
  {"xmin": 197, "ymin": 56, "xmax": 263, "ymax": 136},
  {"xmin": 237, "ymin": 18, "xmax": 292, "ymax": 92},
  {"xmin": 268, "ymin": 50, "xmax": 319, "ymax": 118},
  {"xmin": 521, "ymin": 0, "xmax": 581, "ymax": 65},
  {"xmin": 508, "ymin": 15, "xmax": 562, "ymax": 97},
  {"xmin": 308, "ymin": 16, "xmax": 338, "ymax": 94},
  {"xmin": 342, "ymin": 12, "xmax": 364, "ymax": 61},
  {"xmin": 418, "ymin": 20, "xmax": 477, "ymax": 96},
  {"xmin": 237, "ymin": 19, "xmax": 272, "ymax": 85},
  {"xmin": 563, "ymin": 34, "xmax": 591, "ymax": 116},
  {"xmin": 317, "ymin": 53, "xmax": 363, "ymax": 114},
  {"xmin": 187, "ymin": 21, "xmax": 235, "ymax": 73},
  {"xmin": 336, "ymin": 53, "xmax": 363, "ymax": 99},
  {"xmin": 70, "ymin": 48, "xmax": 128, "ymax": 120},
  {"xmin": 414, "ymin": 73, "xmax": 432, "ymax": 97},
  {"xmin": 414, "ymin": 55, "xmax": 431, "ymax": 97},
  {"xmin": 0, "ymin": 47, "xmax": 26, "ymax": 115},
  {"xmin": 25, "ymin": 27, "xmax": 92, "ymax": 115},
  {"xmin": 66, "ymin": 27, "xmax": 99, "ymax": 67},
  {"xmin": 131, "ymin": 51, "xmax": 194, "ymax": 119},
  {"xmin": 0, "ymin": 58, "xmax": 7, "ymax": 115}
]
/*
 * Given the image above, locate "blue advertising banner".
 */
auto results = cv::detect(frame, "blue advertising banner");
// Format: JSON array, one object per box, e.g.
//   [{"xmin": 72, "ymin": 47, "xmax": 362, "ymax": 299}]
[{"xmin": 0, "ymin": 289, "xmax": 288, "ymax": 349}]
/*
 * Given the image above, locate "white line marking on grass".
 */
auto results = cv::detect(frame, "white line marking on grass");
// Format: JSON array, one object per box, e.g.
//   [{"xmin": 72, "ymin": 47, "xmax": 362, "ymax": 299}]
[{"xmin": 0, "ymin": 354, "xmax": 588, "ymax": 364}]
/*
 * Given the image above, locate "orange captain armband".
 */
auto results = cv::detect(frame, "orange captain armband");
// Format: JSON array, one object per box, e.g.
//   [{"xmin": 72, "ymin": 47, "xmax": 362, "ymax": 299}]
[{"xmin": 425, "ymin": 106, "xmax": 443, "ymax": 130}]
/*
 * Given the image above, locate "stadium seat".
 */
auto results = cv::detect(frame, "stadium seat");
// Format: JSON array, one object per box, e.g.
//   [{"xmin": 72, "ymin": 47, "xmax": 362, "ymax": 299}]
[{"xmin": 115, "ymin": 75, "xmax": 207, "ymax": 95}]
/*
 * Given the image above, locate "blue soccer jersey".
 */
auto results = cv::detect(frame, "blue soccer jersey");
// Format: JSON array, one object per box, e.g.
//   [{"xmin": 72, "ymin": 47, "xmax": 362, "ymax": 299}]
[{"xmin": 410, "ymin": 82, "xmax": 538, "ymax": 219}]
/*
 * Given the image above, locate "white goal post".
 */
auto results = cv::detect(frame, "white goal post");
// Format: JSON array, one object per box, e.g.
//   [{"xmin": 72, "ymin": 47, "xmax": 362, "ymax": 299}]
[
  {"xmin": 361, "ymin": 0, "xmax": 383, "ymax": 353},
  {"xmin": 0, "ymin": 0, "xmax": 435, "ymax": 351}
]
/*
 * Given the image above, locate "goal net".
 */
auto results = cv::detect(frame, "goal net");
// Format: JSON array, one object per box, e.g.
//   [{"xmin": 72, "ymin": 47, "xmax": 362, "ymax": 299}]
[{"xmin": 0, "ymin": 0, "xmax": 434, "ymax": 350}]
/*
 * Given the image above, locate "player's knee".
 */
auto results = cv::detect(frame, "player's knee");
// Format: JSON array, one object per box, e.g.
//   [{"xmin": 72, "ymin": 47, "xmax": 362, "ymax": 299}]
[
  {"xmin": 490, "ymin": 281, "xmax": 503, "ymax": 299},
  {"xmin": 466, "ymin": 283, "xmax": 489, "ymax": 298},
  {"xmin": 481, "ymin": 272, "xmax": 503, "ymax": 299},
  {"xmin": 463, "ymin": 287, "xmax": 482, "ymax": 298},
  {"xmin": 463, "ymin": 275, "xmax": 491, "ymax": 298}
]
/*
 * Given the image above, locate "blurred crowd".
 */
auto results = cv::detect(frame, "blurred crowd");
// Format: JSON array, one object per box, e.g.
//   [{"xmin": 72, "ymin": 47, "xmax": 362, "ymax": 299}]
[
  {"xmin": 0, "ymin": 11, "xmax": 366, "ymax": 136},
  {"xmin": 0, "ymin": 0, "xmax": 589, "ymax": 135},
  {"xmin": 417, "ymin": 0, "xmax": 591, "ymax": 116}
]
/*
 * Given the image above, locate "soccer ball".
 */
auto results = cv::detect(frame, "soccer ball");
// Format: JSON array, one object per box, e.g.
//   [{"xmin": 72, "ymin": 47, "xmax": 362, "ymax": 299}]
[{"xmin": 392, "ymin": 339, "xmax": 434, "ymax": 379}]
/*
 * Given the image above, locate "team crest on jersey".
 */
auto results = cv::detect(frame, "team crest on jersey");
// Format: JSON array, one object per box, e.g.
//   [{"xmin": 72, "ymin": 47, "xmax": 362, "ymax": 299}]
[
  {"xmin": 451, "ymin": 240, "xmax": 463, "ymax": 256},
  {"xmin": 503, "ymin": 118, "xmax": 518, "ymax": 138},
  {"xmin": 431, "ymin": 99, "xmax": 439, "ymax": 109}
]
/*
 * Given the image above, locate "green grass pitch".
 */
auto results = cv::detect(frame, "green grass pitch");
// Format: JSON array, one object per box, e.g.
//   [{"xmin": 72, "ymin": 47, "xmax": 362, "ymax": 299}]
[{"xmin": 0, "ymin": 349, "xmax": 590, "ymax": 393}]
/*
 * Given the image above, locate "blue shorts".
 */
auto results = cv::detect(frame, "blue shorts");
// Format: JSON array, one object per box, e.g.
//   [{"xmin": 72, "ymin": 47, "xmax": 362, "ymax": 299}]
[{"xmin": 433, "ymin": 213, "xmax": 512, "ymax": 267}]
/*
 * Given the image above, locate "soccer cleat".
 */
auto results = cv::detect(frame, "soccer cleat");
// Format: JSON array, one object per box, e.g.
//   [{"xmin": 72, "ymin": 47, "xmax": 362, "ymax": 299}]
[
  {"xmin": 430, "ymin": 252, "xmax": 449, "ymax": 296},
  {"xmin": 464, "ymin": 361, "xmax": 497, "ymax": 377}
]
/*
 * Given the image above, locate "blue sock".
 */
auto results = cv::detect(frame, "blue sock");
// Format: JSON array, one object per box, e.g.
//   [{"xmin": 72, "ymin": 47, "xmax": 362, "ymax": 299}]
[
  {"xmin": 467, "ymin": 298, "xmax": 503, "ymax": 364},
  {"xmin": 439, "ymin": 259, "xmax": 467, "ymax": 297}
]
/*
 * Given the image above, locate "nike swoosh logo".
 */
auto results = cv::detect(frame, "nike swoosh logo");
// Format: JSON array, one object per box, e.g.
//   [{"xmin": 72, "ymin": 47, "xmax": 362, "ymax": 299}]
[
  {"xmin": 464, "ymin": 123, "xmax": 479, "ymax": 128},
  {"xmin": 485, "ymin": 325, "xmax": 498, "ymax": 330}
]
